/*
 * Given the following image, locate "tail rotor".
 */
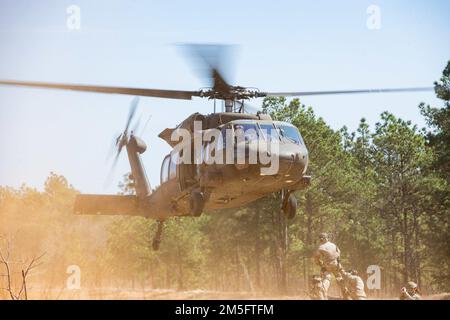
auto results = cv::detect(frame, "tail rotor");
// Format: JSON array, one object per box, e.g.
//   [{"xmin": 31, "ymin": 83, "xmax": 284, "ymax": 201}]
[{"xmin": 104, "ymin": 97, "xmax": 140, "ymax": 187}]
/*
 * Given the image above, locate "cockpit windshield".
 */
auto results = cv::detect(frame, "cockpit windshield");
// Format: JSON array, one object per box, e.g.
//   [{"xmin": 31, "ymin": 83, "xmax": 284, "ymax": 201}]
[{"xmin": 277, "ymin": 124, "xmax": 303, "ymax": 145}]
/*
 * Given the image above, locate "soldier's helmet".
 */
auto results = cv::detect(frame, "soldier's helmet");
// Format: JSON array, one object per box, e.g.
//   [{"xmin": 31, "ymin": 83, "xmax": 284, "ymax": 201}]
[
  {"xmin": 319, "ymin": 232, "xmax": 328, "ymax": 241},
  {"xmin": 407, "ymin": 281, "xmax": 418, "ymax": 289}
]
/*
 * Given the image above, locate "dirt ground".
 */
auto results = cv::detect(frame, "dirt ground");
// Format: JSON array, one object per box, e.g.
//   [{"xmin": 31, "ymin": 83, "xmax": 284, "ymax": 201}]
[
  {"xmin": 21, "ymin": 288, "xmax": 450, "ymax": 300},
  {"xmin": 25, "ymin": 288, "xmax": 306, "ymax": 300}
]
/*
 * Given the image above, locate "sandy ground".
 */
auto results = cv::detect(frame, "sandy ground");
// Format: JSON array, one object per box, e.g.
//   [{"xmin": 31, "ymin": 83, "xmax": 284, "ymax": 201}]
[
  {"xmin": 26, "ymin": 288, "xmax": 308, "ymax": 300},
  {"xmin": 21, "ymin": 288, "xmax": 449, "ymax": 300}
]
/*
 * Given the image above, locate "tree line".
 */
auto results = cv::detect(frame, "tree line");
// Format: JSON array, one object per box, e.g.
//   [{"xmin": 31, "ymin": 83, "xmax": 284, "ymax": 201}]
[{"xmin": 1, "ymin": 62, "xmax": 448, "ymax": 298}]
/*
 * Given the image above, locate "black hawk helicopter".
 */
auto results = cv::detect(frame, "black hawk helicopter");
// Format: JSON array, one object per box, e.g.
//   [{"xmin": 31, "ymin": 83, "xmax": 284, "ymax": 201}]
[{"xmin": 0, "ymin": 45, "xmax": 433, "ymax": 250}]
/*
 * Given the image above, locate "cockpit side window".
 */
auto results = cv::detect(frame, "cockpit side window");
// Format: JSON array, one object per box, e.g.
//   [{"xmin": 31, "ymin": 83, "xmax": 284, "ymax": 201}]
[
  {"xmin": 259, "ymin": 123, "xmax": 280, "ymax": 142},
  {"xmin": 161, "ymin": 155, "xmax": 170, "ymax": 184},
  {"xmin": 169, "ymin": 153, "xmax": 178, "ymax": 180},
  {"xmin": 233, "ymin": 123, "xmax": 259, "ymax": 142},
  {"xmin": 220, "ymin": 124, "xmax": 232, "ymax": 149},
  {"xmin": 277, "ymin": 124, "xmax": 304, "ymax": 145}
]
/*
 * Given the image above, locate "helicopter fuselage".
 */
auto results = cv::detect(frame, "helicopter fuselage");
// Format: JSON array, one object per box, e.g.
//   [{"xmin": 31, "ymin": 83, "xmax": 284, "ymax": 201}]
[
  {"xmin": 74, "ymin": 112, "xmax": 310, "ymax": 220},
  {"xmin": 146, "ymin": 115, "xmax": 310, "ymax": 219}
]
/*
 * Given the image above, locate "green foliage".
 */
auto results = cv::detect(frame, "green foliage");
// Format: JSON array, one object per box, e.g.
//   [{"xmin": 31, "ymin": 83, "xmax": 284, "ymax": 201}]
[
  {"xmin": 418, "ymin": 60, "xmax": 450, "ymax": 289},
  {"xmin": 420, "ymin": 61, "xmax": 450, "ymax": 181},
  {"xmin": 2, "ymin": 63, "xmax": 449, "ymax": 296},
  {"xmin": 434, "ymin": 60, "xmax": 450, "ymax": 102}
]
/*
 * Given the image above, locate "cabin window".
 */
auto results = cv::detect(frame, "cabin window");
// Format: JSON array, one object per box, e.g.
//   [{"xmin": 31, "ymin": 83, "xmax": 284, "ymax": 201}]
[
  {"xmin": 233, "ymin": 123, "xmax": 259, "ymax": 142},
  {"xmin": 277, "ymin": 124, "xmax": 303, "ymax": 145},
  {"xmin": 161, "ymin": 155, "xmax": 170, "ymax": 184},
  {"xmin": 259, "ymin": 123, "xmax": 280, "ymax": 142},
  {"xmin": 203, "ymin": 142, "xmax": 211, "ymax": 164},
  {"xmin": 218, "ymin": 124, "xmax": 231, "ymax": 150},
  {"xmin": 169, "ymin": 153, "xmax": 178, "ymax": 180},
  {"xmin": 215, "ymin": 128, "xmax": 224, "ymax": 150},
  {"xmin": 216, "ymin": 134, "xmax": 223, "ymax": 150}
]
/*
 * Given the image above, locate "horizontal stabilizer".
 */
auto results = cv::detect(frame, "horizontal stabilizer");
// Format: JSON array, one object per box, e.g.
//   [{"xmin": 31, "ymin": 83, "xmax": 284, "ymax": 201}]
[{"xmin": 74, "ymin": 194, "xmax": 142, "ymax": 216}]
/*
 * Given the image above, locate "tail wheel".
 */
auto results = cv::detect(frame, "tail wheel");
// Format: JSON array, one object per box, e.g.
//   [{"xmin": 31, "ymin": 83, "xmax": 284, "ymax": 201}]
[
  {"xmin": 283, "ymin": 194, "xmax": 297, "ymax": 220},
  {"xmin": 190, "ymin": 192, "xmax": 205, "ymax": 217}
]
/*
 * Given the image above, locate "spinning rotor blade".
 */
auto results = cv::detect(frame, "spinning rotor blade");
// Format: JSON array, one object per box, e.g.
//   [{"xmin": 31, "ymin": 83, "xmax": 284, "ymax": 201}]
[
  {"xmin": 103, "ymin": 154, "xmax": 120, "ymax": 189},
  {"xmin": 125, "ymin": 97, "xmax": 139, "ymax": 133},
  {"xmin": 106, "ymin": 133, "xmax": 120, "ymax": 162},
  {"xmin": 104, "ymin": 97, "xmax": 141, "ymax": 187},
  {"xmin": 132, "ymin": 117, "xmax": 141, "ymax": 135},
  {"xmin": 137, "ymin": 115, "xmax": 152, "ymax": 136},
  {"xmin": 0, "ymin": 80, "xmax": 200, "ymax": 100},
  {"xmin": 179, "ymin": 44, "xmax": 237, "ymax": 94},
  {"xmin": 264, "ymin": 87, "xmax": 434, "ymax": 97}
]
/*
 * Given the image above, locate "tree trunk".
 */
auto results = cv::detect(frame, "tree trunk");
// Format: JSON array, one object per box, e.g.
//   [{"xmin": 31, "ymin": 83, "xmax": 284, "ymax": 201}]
[
  {"xmin": 305, "ymin": 192, "xmax": 313, "ymax": 290},
  {"xmin": 177, "ymin": 243, "xmax": 184, "ymax": 290},
  {"xmin": 402, "ymin": 208, "xmax": 410, "ymax": 283},
  {"xmin": 253, "ymin": 208, "xmax": 262, "ymax": 290},
  {"xmin": 275, "ymin": 208, "xmax": 288, "ymax": 294}
]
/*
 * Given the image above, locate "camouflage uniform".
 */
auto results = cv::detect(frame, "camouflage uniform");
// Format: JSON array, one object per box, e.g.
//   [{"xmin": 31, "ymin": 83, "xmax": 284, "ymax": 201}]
[
  {"xmin": 400, "ymin": 282, "xmax": 421, "ymax": 300},
  {"xmin": 315, "ymin": 241, "xmax": 341, "ymax": 273},
  {"xmin": 341, "ymin": 270, "xmax": 367, "ymax": 300},
  {"xmin": 313, "ymin": 233, "xmax": 345, "ymax": 298},
  {"xmin": 309, "ymin": 274, "xmax": 331, "ymax": 300}
]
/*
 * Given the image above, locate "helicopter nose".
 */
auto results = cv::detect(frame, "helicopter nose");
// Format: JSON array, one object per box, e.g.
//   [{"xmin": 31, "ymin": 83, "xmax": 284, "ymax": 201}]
[
  {"xmin": 296, "ymin": 149, "xmax": 309, "ymax": 172},
  {"xmin": 278, "ymin": 145, "xmax": 308, "ymax": 174}
]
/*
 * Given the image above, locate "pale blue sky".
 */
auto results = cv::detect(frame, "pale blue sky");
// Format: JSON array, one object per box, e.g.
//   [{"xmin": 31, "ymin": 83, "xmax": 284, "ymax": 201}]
[{"xmin": 0, "ymin": 0, "xmax": 449, "ymax": 193}]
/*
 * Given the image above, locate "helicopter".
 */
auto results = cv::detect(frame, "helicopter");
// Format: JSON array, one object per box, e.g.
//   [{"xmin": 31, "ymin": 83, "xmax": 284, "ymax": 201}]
[{"xmin": 0, "ymin": 45, "xmax": 433, "ymax": 250}]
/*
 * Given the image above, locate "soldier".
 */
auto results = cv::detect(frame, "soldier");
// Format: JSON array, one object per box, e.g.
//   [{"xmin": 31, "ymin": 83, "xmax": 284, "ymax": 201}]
[
  {"xmin": 313, "ymin": 232, "xmax": 345, "ymax": 298},
  {"xmin": 400, "ymin": 281, "xmax": 421, "ymax": 300},
  {"xmin": 340, "ymin": 269, "xmax": 367, "ymax": 300},
  {"xmin": 309, "ymin": 274, "xmax": 331, "ymax": 300}
]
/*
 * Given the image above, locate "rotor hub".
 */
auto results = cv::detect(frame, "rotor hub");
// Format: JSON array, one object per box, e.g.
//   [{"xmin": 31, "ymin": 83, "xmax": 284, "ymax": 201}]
[{"xmin": 198, "ymin": 86, "xmax": 266, "ymax": 101}]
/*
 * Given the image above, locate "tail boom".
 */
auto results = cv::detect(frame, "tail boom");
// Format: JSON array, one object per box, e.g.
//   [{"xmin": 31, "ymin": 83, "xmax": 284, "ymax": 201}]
[{"xmin": 74, "ymin": 194, "xmax": 144, "ymax": 216}]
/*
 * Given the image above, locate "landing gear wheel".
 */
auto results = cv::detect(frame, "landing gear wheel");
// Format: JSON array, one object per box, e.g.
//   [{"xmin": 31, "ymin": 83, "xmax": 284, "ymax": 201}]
[
  {"xmin": 283, "ymin": 194, "xmax": 297, "ymax": 220},
  {"xmin": 190, "ymin": 192, "xmax": 205, "ymax": 217}
]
